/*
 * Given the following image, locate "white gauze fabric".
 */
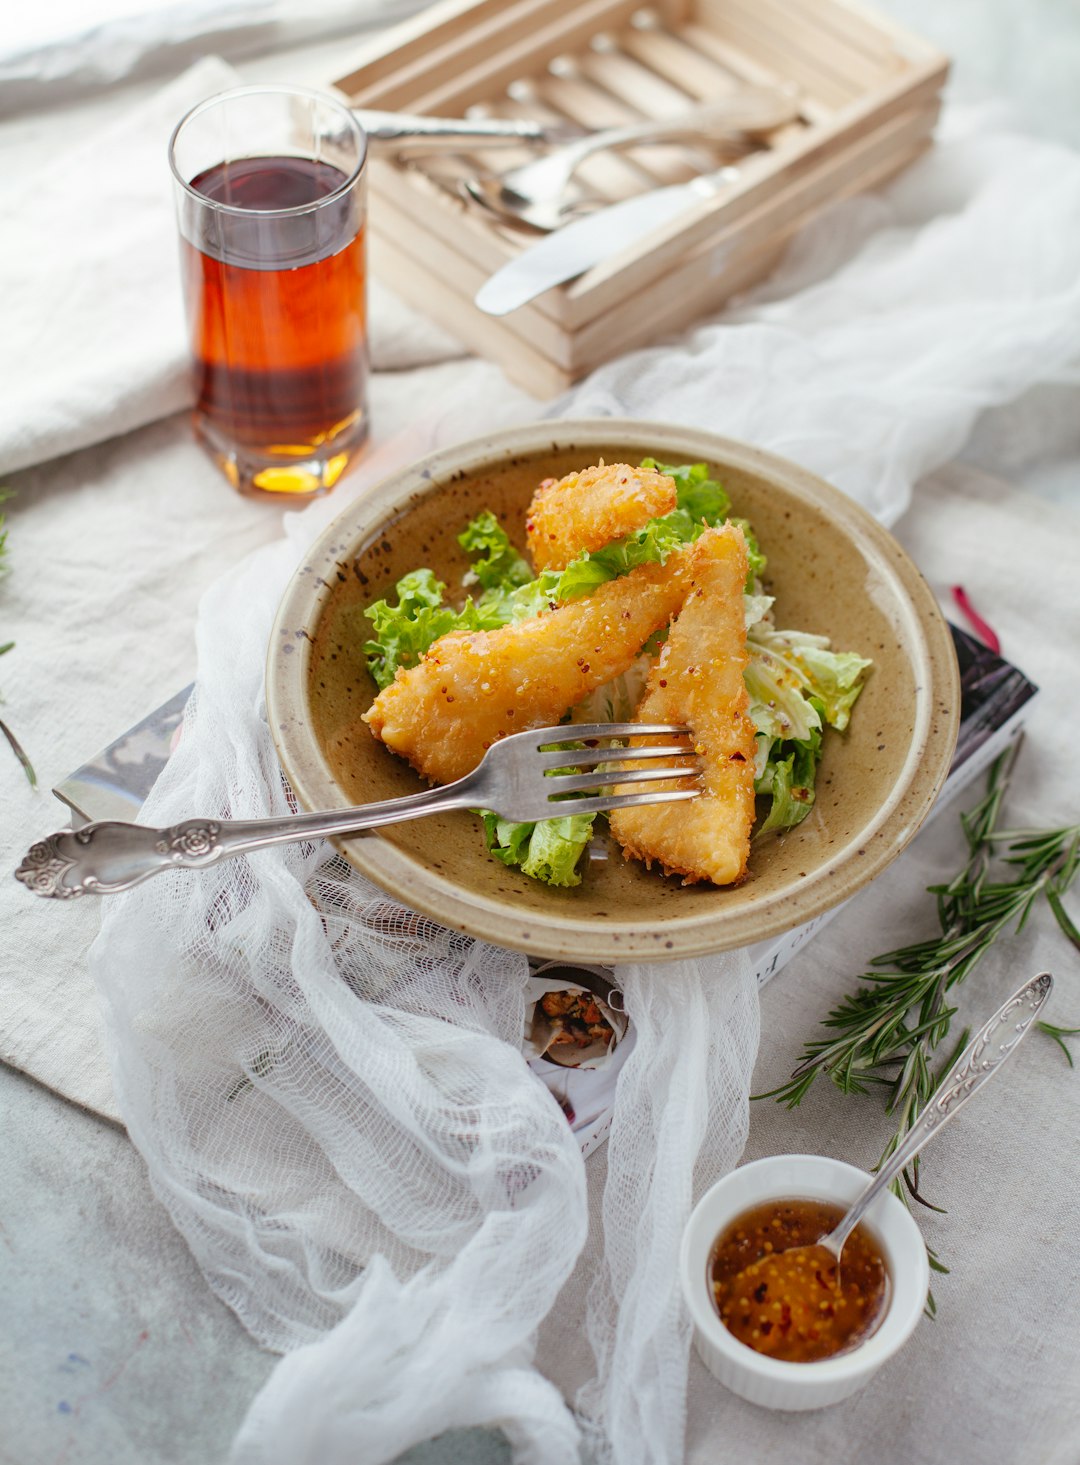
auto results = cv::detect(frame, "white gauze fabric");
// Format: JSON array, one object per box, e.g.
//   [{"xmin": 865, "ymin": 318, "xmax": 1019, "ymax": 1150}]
[
  {"xmin": 87, "ymin": 106, "xmax": 1080, "ymax": 1465},
  {"xmin": 576, "ymin": 960, "xmax": 760, "ymax": 1465},
  {"xmin": 89, "ymin": 503, "xmax": 590, "ymax": 1464}
]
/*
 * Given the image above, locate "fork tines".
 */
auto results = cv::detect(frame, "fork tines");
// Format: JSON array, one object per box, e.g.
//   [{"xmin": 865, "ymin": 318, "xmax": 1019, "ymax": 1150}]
[
  {"xmin": 538, "ymin": 722, "xmax": 690, "ymax": 742},
  {"xmin": 534, "ymin": 723, "xmax": 693, "ymax": 773},
  {"xmin": 535, "ymin": 723, "xmax": 702, "ymax": 815}
]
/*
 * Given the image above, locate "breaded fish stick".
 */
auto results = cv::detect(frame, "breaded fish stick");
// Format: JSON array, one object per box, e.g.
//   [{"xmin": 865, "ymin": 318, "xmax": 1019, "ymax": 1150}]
[
  {"xmin": 526, "ymin": 462, "xmax": 677, "ymax": 573},
  {"xmin": 609, "ymin": 524, "xmax": 757, "ymax": 886},
  {"xmin": 364, "ymin": 548, "xmax": 694, "ymax": 786}
]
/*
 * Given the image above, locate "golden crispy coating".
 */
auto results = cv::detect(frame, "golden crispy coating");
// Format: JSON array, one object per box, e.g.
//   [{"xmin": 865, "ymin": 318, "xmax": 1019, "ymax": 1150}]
[
  {"xmin": 526, "ymin": 461, "xmax": 677, "ymax": 573},
  {"xmin": 363, "ymin": 548, "xmax": 695, "ymax": 786},
  {"xmin": 609, "ymin": 523, "xmax": 756, "ymax": 886}
]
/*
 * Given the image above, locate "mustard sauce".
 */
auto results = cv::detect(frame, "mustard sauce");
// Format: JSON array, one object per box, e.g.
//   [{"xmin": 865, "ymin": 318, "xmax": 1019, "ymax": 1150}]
[{"xmin": 709, "ymin": 1198, "xmax": 889, "ymax": 1363}]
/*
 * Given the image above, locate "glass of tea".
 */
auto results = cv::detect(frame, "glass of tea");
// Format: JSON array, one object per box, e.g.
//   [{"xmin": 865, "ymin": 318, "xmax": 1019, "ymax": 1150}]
[{"xmin": 169, "ymin": 85, "xmax": 369, "ymax": 499}]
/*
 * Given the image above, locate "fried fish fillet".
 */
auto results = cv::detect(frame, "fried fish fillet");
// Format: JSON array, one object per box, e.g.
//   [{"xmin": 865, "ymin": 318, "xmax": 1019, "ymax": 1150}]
[
  {"xmin": 526, "ymin": 461, "xmax": 677, "ymax": 573},
  {"xmin": 363, "ymin": 547, "xmax": 695, "ymax": 786},
  {"xmin": 609, "ymin": 523, "xmax": 757, "ymax": 886}
]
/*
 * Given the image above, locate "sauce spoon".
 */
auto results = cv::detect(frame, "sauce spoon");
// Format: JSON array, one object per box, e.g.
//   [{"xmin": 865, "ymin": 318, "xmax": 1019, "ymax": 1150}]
[{"xmin": 735, "ymin": 971, "xmax": 1053, "ymax": 1297}]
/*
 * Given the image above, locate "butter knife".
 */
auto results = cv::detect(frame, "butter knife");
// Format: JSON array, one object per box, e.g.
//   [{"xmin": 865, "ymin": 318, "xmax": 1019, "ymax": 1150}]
[
  {"xmin": 52, "ymin": 686, "xmax": 191, "ymax": 827},
  {"xmin": 474, "ymin": 168, "xmax": 736, "ymax": 316}
]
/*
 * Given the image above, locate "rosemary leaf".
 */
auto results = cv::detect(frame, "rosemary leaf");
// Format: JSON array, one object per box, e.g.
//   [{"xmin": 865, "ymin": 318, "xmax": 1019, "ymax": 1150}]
[
  {"xmin": 0, "ymin": 715, "xmax": 37, "ymax": 789},
  {"xmin": 1036, "ymin": 1021, "xmax": 1080, "ymax": 1067}
]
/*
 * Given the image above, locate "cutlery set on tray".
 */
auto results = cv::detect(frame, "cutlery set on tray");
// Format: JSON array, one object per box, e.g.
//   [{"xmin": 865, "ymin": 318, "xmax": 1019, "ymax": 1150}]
[
  {"xmin": 364, "ymin": 87, "xmax": 800, "ymax": 314},
  {"xmin": 334, "ymin": 0, "xmax": 949, "ymax": 396}
]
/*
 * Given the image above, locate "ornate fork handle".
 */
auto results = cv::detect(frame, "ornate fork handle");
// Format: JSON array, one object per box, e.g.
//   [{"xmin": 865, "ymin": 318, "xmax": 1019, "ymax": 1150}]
[
  {"xmin": 14, "ymin": 782, "xmax": 480, "ymax": 899},
  {"xmin": 827, "ymin": 972, "xmax": 1053, "ymax": 1255}
]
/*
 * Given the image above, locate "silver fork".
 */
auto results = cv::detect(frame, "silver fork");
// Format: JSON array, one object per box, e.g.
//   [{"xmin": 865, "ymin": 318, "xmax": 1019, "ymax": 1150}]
[
  {"xmin": 459, "ymin": 88, "xmax": 799, "ymax": 233},
  {"xmin": 14, "ymin": 723, "xmax": 700, "ymax": 899}
]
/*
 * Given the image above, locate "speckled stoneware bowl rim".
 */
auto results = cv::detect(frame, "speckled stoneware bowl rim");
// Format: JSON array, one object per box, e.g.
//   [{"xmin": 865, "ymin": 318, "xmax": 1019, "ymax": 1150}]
[{"xmin": 266, "ymin": 419, "xmax": 960, "ymax": 962}]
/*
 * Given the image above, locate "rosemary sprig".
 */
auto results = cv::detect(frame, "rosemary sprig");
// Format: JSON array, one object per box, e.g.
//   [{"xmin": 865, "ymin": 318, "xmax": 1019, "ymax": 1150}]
[
  {"xmin": 0, "ymin": 489, "xmax": 36, "ymax": 788},
  {"xmin": 757, "ymin": 743, "xmax": 1080, "ymax": 1214}
]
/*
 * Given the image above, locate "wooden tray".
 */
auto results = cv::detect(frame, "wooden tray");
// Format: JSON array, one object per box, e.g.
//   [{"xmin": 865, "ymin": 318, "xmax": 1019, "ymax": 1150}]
[{"xmin": 334, "ymin": 0, "xmax": 948, "ymax": 395}]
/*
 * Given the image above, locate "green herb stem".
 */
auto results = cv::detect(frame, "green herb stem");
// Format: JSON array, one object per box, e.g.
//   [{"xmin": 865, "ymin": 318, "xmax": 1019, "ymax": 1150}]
[{"xmin": 0, "ymin": 490, "xmax": 36, "ymax": 788}]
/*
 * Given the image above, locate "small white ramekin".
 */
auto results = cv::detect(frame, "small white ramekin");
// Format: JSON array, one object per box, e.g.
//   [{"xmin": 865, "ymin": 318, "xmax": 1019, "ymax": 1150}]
[{"xmin": 680, "ymin": 1154, "xmax": 929, "ymax": 1411}]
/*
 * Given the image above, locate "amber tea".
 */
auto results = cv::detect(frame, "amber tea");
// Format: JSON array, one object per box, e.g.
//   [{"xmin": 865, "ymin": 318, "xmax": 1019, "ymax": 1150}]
[{"xmin": 171, "ymin": 88, "xmax": 368, "ymax": 498}]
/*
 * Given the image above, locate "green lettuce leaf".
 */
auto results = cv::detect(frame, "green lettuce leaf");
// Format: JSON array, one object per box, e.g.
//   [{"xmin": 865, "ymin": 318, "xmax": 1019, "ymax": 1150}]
[
  {"xmin": 744, "ymin": 651, "xmax": 823, "ymax": 746},
  {"xmin": 640, "ymin": 458, "xmax": 730, "ymax": 526},
  {"xmin": 362, "ymin": 568, "xmax": 504, "ymax": 690},
  {"xmin": 748, "ymin": 620, "xmax": 872, "ymax": 836},
  {"xmin": 731, "ymin": 517, "xmax": 767, "ymax": 582},
  {"xmin": 481, "ymin": 810, "xmax": 595, "ymax": 887},
  {"xmin": 640, "ymin": 459, "xmax": 765, "ymax": 582},
  {"xmin": 458, "ymin": 510, "xmax": 533, "ymax": 593},
  {"xmin": 784, "ymin": 640, "xmax": 873, "ymax": 731},
  {"xmin": 475, "ymin": 570, "xmax": 563, "ymax": 626},
  {"xmin": 755, "ymin": 727, "xmax": 822, "ymax": 835},
  {"xmin": 553, "ymin": 514, "xmax": 691, "ymax": 600},
  {"xmin": 747, "ymin": 626, "xmax": 872, "ymax": 735}
]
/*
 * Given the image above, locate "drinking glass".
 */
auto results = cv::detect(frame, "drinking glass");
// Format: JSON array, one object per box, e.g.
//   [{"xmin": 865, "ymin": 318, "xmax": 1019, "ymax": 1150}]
[{"xmin": 169, "ymin": 86, "xmax": 369, "ymax": 499}]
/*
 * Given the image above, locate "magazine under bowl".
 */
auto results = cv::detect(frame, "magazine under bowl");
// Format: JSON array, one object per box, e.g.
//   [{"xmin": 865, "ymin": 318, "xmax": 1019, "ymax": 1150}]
[{"xmin": 266, "ymin": 420, "xmax": 959, "ymax": 962}]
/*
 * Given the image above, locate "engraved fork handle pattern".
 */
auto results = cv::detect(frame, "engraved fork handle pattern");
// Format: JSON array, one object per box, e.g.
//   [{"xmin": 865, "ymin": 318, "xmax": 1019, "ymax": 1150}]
[
  {"xmin": 824, "ymin": 972, "xmax": 1054, "ymax": 1258},
  {"xmin": 14, "ymin": 781, "xmax": 481, "ymax": 899}
]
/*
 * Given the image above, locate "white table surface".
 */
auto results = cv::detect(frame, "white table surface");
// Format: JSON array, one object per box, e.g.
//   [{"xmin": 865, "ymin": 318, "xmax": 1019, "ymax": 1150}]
[{"xmin": 3, "ymin": 7, "xmax": 1080, "ymax": 1464}]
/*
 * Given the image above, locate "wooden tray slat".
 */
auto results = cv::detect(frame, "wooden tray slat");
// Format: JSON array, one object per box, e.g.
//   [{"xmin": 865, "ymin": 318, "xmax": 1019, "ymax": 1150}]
[
  {"xmin": 556, "ymin": 52, "xmax": 744, "ymax": 183},
  {"xmin": 334, "ymin": 0, "xmax": 543, "ymax": 95},
  {"xmin": 338, "ymin": 0, "xmax": 605, "ymax": 108},
  {"xmin": 371, "ymin": 233, "xmax": 576, "ymax": 396},
  {"xmin": 777, "ymin": 0, "xmax": 907, "ymax": 68},
  {"xmin": 616, "ymin": 22, "xmax": 751, "ymax": 97},
  {"xmin": 369, "ymin": 156, "xmax": 536, "ymax": 276},
  {"xmin": 823, "ymin": 0, "xmax": 944, "ymax": 62},
  {"xmin": 694, "ymin": 0, "xmax": 861, "ymax": 110},
  {"xmin": 396, "ymin": 0, "xmax": 688, "ymax": 116},
  {"xmin": 726, "ymin": 0, "xmax": 890, "ymax": 93},
  {"xmin": 371, "ymin": 190, "xmax": 576, "ymax": 364},
  {"xmin": 675, "ymin": 23, "xmax": 831, "ymax": 126}
]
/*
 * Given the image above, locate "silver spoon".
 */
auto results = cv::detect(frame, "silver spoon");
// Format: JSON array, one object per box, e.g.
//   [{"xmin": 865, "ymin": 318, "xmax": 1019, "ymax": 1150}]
[
  {"xmin": 460, "ymin": 87, "xmax": 800, "ymax": 233},
  {"xmin": 820, "ymin": 970, "xmax": 1051, "ymax": 1259},
  {"xmin": 737, "ymin": 971, "xmax": 1053, "ymax": 1296}
]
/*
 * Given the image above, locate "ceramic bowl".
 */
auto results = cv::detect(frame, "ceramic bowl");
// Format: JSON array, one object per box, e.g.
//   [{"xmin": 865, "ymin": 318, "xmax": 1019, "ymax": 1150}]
[
  {"xmin": 266, "ymin": 419, "xmax": 959, "ymax": 961},
  {"xmin": 680, "ymin": 1155, "xmax": 930, "ymax": 1410}
]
